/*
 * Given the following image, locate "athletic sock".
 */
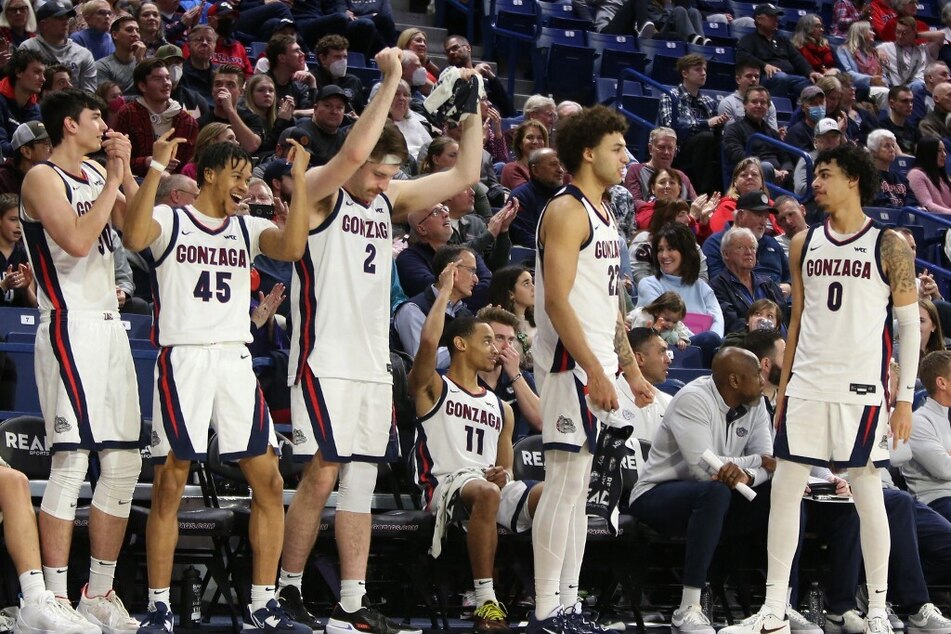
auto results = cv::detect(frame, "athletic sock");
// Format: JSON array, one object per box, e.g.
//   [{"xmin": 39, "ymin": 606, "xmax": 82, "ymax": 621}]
[
  {"xmin": 87, "ymin": 558, "xmax": 117, "ymax": 597},
  {"xmin": 680, "ymin": 587, "xmax": 702, "ymax": 612},
  {"xmin": 250, "ymin": 584, "xmax": 276, "ymax": 612},
  {"xmin": 148, "ymin": 587, "xmax": 171, "ymax": 611},
  {"xmin": 339, "ymin": 580, "xmax": 366, "ymax": 613},
  {"xmin": 42, "ymin": 565, "xmax": 68, "ymax": 599},
  {"xmin": 474, "ymin": 579, "xmax": 497, "ymax": 606},
  {"xmin": 19, "ymin": 570, "xmax": 46, "ymax": 602},
  {"xmin": 278, "ymin": 569, "xmax": 303, "ymax": 591}
]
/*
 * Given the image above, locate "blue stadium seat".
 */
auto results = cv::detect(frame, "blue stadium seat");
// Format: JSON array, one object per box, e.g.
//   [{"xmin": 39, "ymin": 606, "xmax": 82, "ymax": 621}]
[
  {"xmin": 892, "ymin": 156, "xmax": 913, "ymax": 180},
  {"xmin": 0, "ymin": 307, "xmax": 39, "ymax": 339},
  {"xmin": 434, "ymin": 0, "xmax": 479, "ymax": 49},
  {"xmin": 671, "ymin": 345, "xmax": 703, "ymax": 369},
  {"xmin": 685, "ymin": 43, "xmax": 735, "ymax": 64},
  {"xmin": 727, "ymin": 0, "xmax": 756, "ymax": 18},
  {"xmin": 121, "ymin": 313, "xmax": 152, "ymax": 339},
  {"xmin": 249, "ymin": 41, "xmax": 267, "ymax": 60},
  {"xmin": 509, "ymin": 246, "xmax": 536, "ymax": 266},
  {"xmin": 731, "ymin": 22, "xmax": 757, "ymax": 38},
  {"xmin": 536, "ymin": 0, "xmax": 593, "ymax": 30},
  {"xmin": 587, "ymin": 31, "xmax": 645, "ymax": 79},
  {"xmin": 536, "ymin": 42, "xmax": 596, "ymax": 102},
  {"xmin": 484, "ymin": 0, "xmax": 538, "ymax": 97},
  {"xmin": 667, "ymin": 367, "xmax": 711, "ymax": 384},
  {"xmin": 347, "ymin": 51, "xmax": 367, "ymax": 68},
  {"xmin": 500, "ymin": 115, "xmax": 524, "ymax": 132},
  {"xmin": 596, "ymin": 77, "xmax": 643, "ymax": 105},
  {"xmin": 703, "ymin": 59, "xmax": 739, "ymax": 91},
  {"xmin": 865, "ymin": 207, "xmax": 899, "ymax": 225},
  {"xmin": 346, "ymin": 66, "xmax": 382, "ymax": 90},
  {"xmin": 638, "ymin": 39, "xmax": 687, "ymax": 61},
  {"xmin": 702, "ymin": 20, "xmax": 731, "ymax": 42},
  {"xmin": 781, "ymin": 8, "xmax": 811, "ymax": 31},
  {"xmin": 536, "ymin": 24, "xmax": 587, "ymax": 48},
  {"xmin": 773, "ymin": 96, "xmax": 794, "ymax": 117}
]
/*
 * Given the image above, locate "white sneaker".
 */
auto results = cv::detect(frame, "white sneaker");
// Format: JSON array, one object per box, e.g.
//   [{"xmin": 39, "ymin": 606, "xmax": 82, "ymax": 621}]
[
  {"xmin": 717, "ymin": 610, "xmax": 789, "ymax": 634},
  {"xmin": 826, "ymin": 611, "xmax": 866, "ymax": 634},
  {"xmin": 867, "ymin": 616, "xmax": 894, "ymax": 634},
  {"xmin": 908, "ymin": 605, "xmax": 951, "ymax": 634},
  {"xmin": 637, "ymin": 21, "xmax": 656, "ymax": 39},
  {"xmin": 1, "ymin": 607, "xmax": 18, "ymax": 633},
  {"xmin": 76, "ymin": 588, "xmax": 139, "ymax": 634},
  {"xmin": 886, "ymin": 606, "xmax": 905, "ymax": 632},
  {"xmin": 15, "ymin": 591, "xmax": 101, "ymax": 634},
  {"xmin": 787, "ymin": 608, "xmax": 823, "ymax": 634},
  {"xmin": 672, "ymin": 605, "xmax": 715, "ymax": 634}
]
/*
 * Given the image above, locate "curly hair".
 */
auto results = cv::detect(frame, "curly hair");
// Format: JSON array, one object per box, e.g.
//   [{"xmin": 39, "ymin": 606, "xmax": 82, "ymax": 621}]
[
  {"xmin": 814, "ymin": 144, "xmax": 878, "ymax": 205},
  {"xmin": 651, "ymin": 222, "xmax": 700, "ymax": 284},
  {"xmin": 555, "ymin": 105, "xmax": 627, "ymax": 174},
  {"xmin": 196, "ymin": 141, "xmax": 251, "ymax": 188}
]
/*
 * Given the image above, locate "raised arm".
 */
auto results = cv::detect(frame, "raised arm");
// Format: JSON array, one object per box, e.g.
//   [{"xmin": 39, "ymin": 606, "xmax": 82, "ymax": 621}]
[
  {"xmin": 259, "ymin": 140, "xmax": 312, "ymax": 261},
  {"xmin": 407, "ymin": 262, "xmax": 458, "ymax": 411},
  {"xmin": 123, "ymin": 130, "xmax": 183, "ymax": 252},
  {"xmin": 304, "ymin": 47, "xmax": 405, "ymax": 225}
]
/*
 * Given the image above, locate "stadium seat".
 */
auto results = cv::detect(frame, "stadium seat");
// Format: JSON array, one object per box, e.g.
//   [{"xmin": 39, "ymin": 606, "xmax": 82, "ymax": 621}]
[
  {"xmin": 347, "ymin": 51, "xmax": 367, "ymax": 68},
  {"xmin": 120, "ymin": 312, "xmax": 152, "ymax": 339},
  {"xmin": 865, "ymin": 207, "xmax": 899, "ymax": 225},
  {"xmin": 586, "ymin": 31, "xmax": 645, "ymax": 80},
  {"xmin": 509, "ymin": 246, "xmax": 536, "ymax": 266},
  {"xmin": 686, "ymin": 43, "xmax": 735, "ymax": 64},
  {"xmin": 892, "ymin": 156, "xmax": 913, "ymax": 180},
  {"xmin": 534, "ymin": 29, "xmax": 595, "ymax": 101},
  {"xmin": 0, "ymin": 307, "xmax": 39, "ymax": 339},
  {"xmin": 727, "ymin": 0, "xmax": 756, "ymax": 18},
  {"xmin": 702, "ymin": 20, "xmax": 732, "ymax": 43},
  {"xmin": 346, "ymin": 66, "xmax": 382, "ymax": 90},
  {"xmin": 670, "ymin": 345, "xmax": 703, "ymax": 369},
  {"xmin": 596, "ymin": 77, "xmax": 643, "ymax": 106},
  {"xmin": 484, "ymin": 0, "xmax": 539, "ymax": 97},
  {"xmin": 434, "ymin": 0, "xmax": 479, "ymax": 50},
  {"xmin": 536, "ymin": 0, "xmax": 593, "ymax": 30}
]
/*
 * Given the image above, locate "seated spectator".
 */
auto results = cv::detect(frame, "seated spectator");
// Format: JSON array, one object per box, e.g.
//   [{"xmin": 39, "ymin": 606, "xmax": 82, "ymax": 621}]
[
  {"xmin": 154, "ymin": 172, "xmax": 200, "ymax": 208},
  {"xmin": 837, "ymin": 21, "xmax": 888, "ymax": 96},
  {"xmin": 718, "ymin": 61, "xmax": 779, "ymax": 131},
  {"xmin": 475, "ymin": 305, "xmax": 541, "ymax": 440},
  {"xmin": 446, "ymin": 188, "xmax": 514, "ymax": 272},
  {"xmin": 0, "ymin": 193, "xmax": 35, "ymax": 308},
  {"xmin": 919, "ymin": 82, "xmax": 951, "ymax": 140},
  {"xmin": 155, "ymin": 43, "xmax": 208, "ymax": 120},
  {"xmin": 0, "ymin": 121, "xmax": 50, "ymax": 195},
  {"xmin": 500, "ymin": 120, "xmax": 548, "ymax": 190},
  {"xmin": 393, "ymin": 244, "xmax": 475, "ymax": 367},
  {"xmin": 637, "ymin": 222, "xmax": 724, "ymax": 365},
  {"xmin": 487, "ymin": 265, "xmax": 535, "ymax": 365},
  {"xmin": 70, "ymin": 0, "xmax": 114, "ymax": 60},
  {"xmin": 710, "ymin": 157, "xmax": 773, "ymax": 233},
  {"xmin": 396, "ymin": 205, "xmax": 492, "ymax": 310},
  {"xmin": 311, "ymin": 34, "xmax": 366, "ymax": 113},
  {"xmin": 721, "ymin": 297, "xmax": 786, "ymax": 346},
  {"xmin": 773, "ymin": 196, "xmax": 809, "ymax": 257},
  {"xmin": 911, "ymin": 62, "xmax": 950, "ymax": 127},
  {"xmin": 522, "ymin": 95, "xmax": 557, "ymax": 138},
  {"xmin": 660, "ymin": 54, "xmax": 729, "ymax": 195},
  {"xmin": 344, "ymin": 0, "xmax": 395, "ymax": 49},
  {"xmin": 264, "ymin": 34, "xmax": 316, "ymax": 114},
  {"xmin": 156, "ymin": 0, "xmax": 201, "ymax": 47},
  {"xmin": 205, "ymin": 2, "xmax": 252, "ymax": 75},
  {"xmin": 792, "ymin": 13, "xmax": 836, "ymax": 75},
  {"xmin": 908, "ymin": 138, "xmax": 951, "ymax": 214},
  {"xmin": 39, "ymin": 63, "xmax": 71, "ymax": 101},
  {"xmin": 625, "ymin": 128, "xmax": 698, "ymax": 212},
  {"xmin": 919, "ymin": 299, "xmax": 946, "ymax": 358},
  {"xmin": 509, "ymin": 148, "xmax": 565, "ymax": 248},
  {"xmin": 180, "ymin": 25, "xmax": 216, "ymax": 98},
  {"xmin": 401, "ymin": 49, "xmax": 432, "ymax": 108},
  {"xmin": 296, "ymin": 85, "xmax": 348, "ymax": 166},
  {"xmin": 704, "ymin": 191, "xmax": 790, "ymax": 290},
  {"xmin": 736, "ymin": 3, "xmax": 822, "ymax": 99},
  {"xmin": 880, "ymin": 0, "xmax": 933, "ymax": 42},
  {"xmin": 244, "ymin": 74, "xmax": 294, "ymax": 154},
  {"xmin": 643, "ymin": 0, "xmax": 711, "ymax": 46},
  {"xmin": 785, "ymin": 85, "xmax": 828, "ymax": 152},
  {"xmin": 0, "ymin": 0, "xmax": 36, "ymax": 47},
  {"xmin": 444, "ymin": 35, "xmax": 514, "ymax": 118},
  {"xmin": 878, "ymin": 16, "xmax": 934, "ymax": 91},
  {"xmin": 880, "ymin": 85, "xmax": 920, "ymax": 154},
  {"xmin": 389, "ymin": 79, "xmax": 435, "ymax": 165},
  {"xmin": 905, "ymin": 351, "xmax": 951, "ymax": 523},
  {"xmin": 834, "ymin": 73, "xmax": 879, "ymax": 146},
  {"xmin": 420, "ymin": 136, "xmax": 493, "ymax": 220},
  {"xmin": 0, "ymin": 48, "xmax": 43, "ymax": 157},
  {"xmin": 868, "ymin": 0, "xmax": 896, "ymax": 40},
  {"xmin": 634, "ymin": 169, "xmax": 718, "ymax": 243},
  {"xmin": 115, "ymin": 58, "xmax": 198, "ymax": 177},
  {"xmin": 616, "ymin": 328, "xmax": 674, "ymax": 450},
  {"xmin": 198, "ymin": 64, "xmax": 264, "ymax": 153},
  {"xmin": 630, "ymin": 199, "xmax": 710, "ymax": 284},
  {"xmin": 793, "ymin": 118, "xmax": 845, "ymax": 200},
  {"xmin": 397, "ymin": 27, "xmax": 439, "ymax": 82},
  {"xmin": 711, "ymin": 227, "xmax": 787, "ymax": 335},
  {"xmin": 867, "ymin": 129, "xmax": 915, "ymax": 208},
  {"xmin": 20, "ymin": 0, "xmax": 96, "ymax": 91},
  {"xmin": 628, "ymin": 291, "xmax": 693, "ymax": 350},
  {"xmin": 95, "ymin": 15, "xmax": 145, "ymax": 95},
  {"xmin": 627, "ymin": 347, "xmax": 773, "ymax": 634},
  {"xmin": 253, "ymin": 126, "xmax": 308, "ymax": 178},
  {"xmin": 180, "ymin": 121, "xmax": 237, "ymax": 179},
  {"xmin": 137, "ymin": 1, "xmax": 168, "ymax": 57},
  {"xmin": 723, "ymin": 85, "xmax": 794, "ymax": 185}
]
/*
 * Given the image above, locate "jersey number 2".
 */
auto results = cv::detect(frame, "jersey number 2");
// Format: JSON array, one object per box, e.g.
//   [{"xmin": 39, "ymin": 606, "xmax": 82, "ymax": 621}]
[
  {"xmin": 364, "ymin": 244, "xmax": 377, "ymax": 274},
  {"xmin": 194, "ymin": 271, "xmax": 232, "ymax": 303}
]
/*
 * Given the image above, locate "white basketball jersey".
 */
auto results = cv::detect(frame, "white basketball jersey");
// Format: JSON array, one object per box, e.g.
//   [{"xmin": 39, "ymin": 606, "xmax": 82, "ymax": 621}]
[
  {"xmin": 786, "ymin": 218, "xmax": 892, "ymax": 405},
  {"xmin": 147, "ymin": 205, "xmax": 272, "ymax": 346},
  {"xmin": 288, "ymin": 188, "xmax": 392, "ymax": 386},
  {"xmin": 414, "ymin": 375, "xmax": 504, "ymax": 497},
  {"xmin": 533, "ymin": 184, "xmax": 621, "ymax": 378},
  {"xmin": 21, "ymin": 161, "xmax": 118, "ymax": 312}
]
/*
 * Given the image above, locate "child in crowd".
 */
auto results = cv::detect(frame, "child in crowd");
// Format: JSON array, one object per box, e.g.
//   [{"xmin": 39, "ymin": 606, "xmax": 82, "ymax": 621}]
[{"xmin": 628, "ymin": 291, "xmax": 693, "ymax": 349}]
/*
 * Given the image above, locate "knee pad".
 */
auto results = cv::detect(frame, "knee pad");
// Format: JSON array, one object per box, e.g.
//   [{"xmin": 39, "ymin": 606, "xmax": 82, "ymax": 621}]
[
  {"xmin": 92, "ymin": 449, "xmax": 142, "ymax": 519},
  {"xmin": 336, "ymin": 461, "xmax": 376, "ymax": 513},
  {"xmin": 41, "ymin": 451, "xmax": 90, "ymax": 521}
]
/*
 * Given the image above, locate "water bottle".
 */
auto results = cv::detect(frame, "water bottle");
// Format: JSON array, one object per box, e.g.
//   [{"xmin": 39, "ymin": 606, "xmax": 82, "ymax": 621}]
[
  {"xmin": 806, "ymin": 582, "xmax": 825, "ymax": 627},
  {"xmin": 178, "ymin": 566, "xmax": 203, "ymax": 629}
]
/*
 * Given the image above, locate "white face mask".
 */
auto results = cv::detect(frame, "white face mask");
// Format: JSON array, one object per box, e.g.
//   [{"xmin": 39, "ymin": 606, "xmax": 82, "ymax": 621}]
[
  {"xmin": 329, "ymin": 59, "xmax": 347, "ymax": 78},
  {"xmin": 169, "ymin": 64, "xmax": 183, "ymax": 86},
  {"xmin": 411, "ymin": 67, "xmax": 427, "ymax": 86}
]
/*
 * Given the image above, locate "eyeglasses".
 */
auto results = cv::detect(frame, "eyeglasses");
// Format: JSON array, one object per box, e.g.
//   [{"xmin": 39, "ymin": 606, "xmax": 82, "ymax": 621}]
[
  {"xmin": 174, "ymin": 188, "xmax": 200, "ymax": 197},
  {"xmin": 419, "ymin": 205, "xmax": 448, "ymax": 221},
  {"xmin": 6, "ymin": 5, "xmax": 28, "ymax": 12},
  {"xmin": 457, "ymin": 263, "xmax": 478, "ymax": 276}
]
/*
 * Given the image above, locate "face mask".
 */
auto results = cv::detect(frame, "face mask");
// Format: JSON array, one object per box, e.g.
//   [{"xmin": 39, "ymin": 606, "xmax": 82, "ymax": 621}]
[
  {"xmin": 169, "ymin": 64, "xmax": 183, "ymax": 86},
  {"xmin": 808, "ymin": 106, "xmax": 826, "ymax": 122},
  {"xmin": 411, "ymin": 66, "xmax": 427, "ymax": 87},
  {"xmin": 216, "ymin": 18, "xmax": 234, "ymax": 38},
  {"xmin": 329, "ymin": 59, "xmax": 347, "ymax": 78}
]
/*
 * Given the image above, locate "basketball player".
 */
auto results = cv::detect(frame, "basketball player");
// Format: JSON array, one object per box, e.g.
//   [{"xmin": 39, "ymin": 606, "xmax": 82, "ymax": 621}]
[
  {"xmin": 19, "ymin": 88, "xmax": 142, "ymax": 634},
  {"xmin": 526, "ymin": 105, "xmax": 654, "ymax": 634},
  {"xmin": 409, "ymin": 261, "xmax": 542, "ymax": 634},
  {"xmin": 719, "ymin": 145, "xmax": 920, "ymax": 634},
  {"xmin": 123, "ymin": 134, "xmax": 312, "ymax": 634},
  {"xmin": 278, "ymin": 65, "xmax": 487, "ymax": 634}
]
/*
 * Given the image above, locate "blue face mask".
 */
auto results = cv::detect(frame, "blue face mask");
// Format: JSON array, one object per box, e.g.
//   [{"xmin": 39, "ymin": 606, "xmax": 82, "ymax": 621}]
[{"xmin": 808, "ymin": 106, "xmax": 826, "ymax": 122}]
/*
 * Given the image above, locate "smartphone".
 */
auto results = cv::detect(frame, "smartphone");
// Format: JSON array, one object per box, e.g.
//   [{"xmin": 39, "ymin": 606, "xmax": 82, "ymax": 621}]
[{"xmin": 248, "ymin": 203, "xmax": 274, "ymax": 219}]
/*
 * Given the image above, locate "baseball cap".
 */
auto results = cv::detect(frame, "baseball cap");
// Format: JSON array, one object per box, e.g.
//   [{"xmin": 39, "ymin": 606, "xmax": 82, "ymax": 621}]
[
  {"xmin": 274, "ymin": 17, "xmax": 296, "ymax": 30},
  {"xmin": 35, "ymin": 0, "xmax": 75, "ymax": 20},
  {"xmin": 155, "ymin": 44, "xmax": 184, "ymax": 62},
  {"xmin": 753, "ymin": 3, "xmax": 783, "ymax": 16},
  {"xmin": 263, "ymin": 159, "xmax": 292, "ymax": 183},
  {"xmin": 208, "ymin": 1, "xmax": 239, "ymax": 17},
  {"xmin": 11, "ymin": 121, "xmax": 50, "ymax": 152},
  {"xmin": 800, "ymin": 85, "xmax": 825, "ymax": 102},
  {"xmin": 277, "ymin": 126, "xmax": 310, "ymax": 148},
  {"xmin": 815, "ymin": 118, "xmax": 841, "ymax": 136},
  {"xmin": 316, "ymin": 85, "xmax": 350, "ymax": 103},
  {"xmin": 736, "ymin": 191, "xmax": 776, "ymax": 213}
]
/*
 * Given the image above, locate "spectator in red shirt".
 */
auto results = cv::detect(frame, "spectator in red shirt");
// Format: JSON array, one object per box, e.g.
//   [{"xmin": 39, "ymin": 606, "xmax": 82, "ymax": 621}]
[
  {"xmin": 792, "ymin": 13, "xmax": 836, "ymax": 74},
  {"xmin": 207, "ymin": 1, "xmax": 252, "ymax": 75},
  {"xmin": 880, "ymin": 0, "xmax": 930, "ymax": 41},
  {"xmin": 114, "ymin": 57, "xmax": 198, "ymax": 176},
  {"xmin": 868, "ymin": 0, "xmax": 897, "ymax": 38}
]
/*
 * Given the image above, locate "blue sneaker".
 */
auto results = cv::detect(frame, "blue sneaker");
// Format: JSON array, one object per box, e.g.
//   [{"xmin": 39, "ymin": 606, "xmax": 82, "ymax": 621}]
[
  {"xmin": 562, "ymin": 603, "xmax": 617, "ymax": 634},
  {"xmin": 527, "ymin": 608, "xmax": 575, "ymax": 634},
  {"xmin": 137, "ymin": 603, "xmax": 173, "ymax": 634},
  {"xmin": 244, "ymin": 599, "xmax": 312, "ymax": 634}
]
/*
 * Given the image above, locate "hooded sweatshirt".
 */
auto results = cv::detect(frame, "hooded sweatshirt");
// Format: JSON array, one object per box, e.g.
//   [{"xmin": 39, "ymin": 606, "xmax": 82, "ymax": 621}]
[
  {"xmin": 18, "ymin": 35, "xmax": 97, "ymax": 92},
  {"xmin": 0, "ymin": 77, "xmax": 41, "ymax": 157}
]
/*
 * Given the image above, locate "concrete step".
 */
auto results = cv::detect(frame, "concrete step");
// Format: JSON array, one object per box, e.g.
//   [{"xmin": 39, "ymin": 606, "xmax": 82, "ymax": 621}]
[
  {"xmin": 394, "ymin": 22, "xmax": 448, "ymax": 44},
  {"xmin": 393, "ymin": 8, "xmax": 435, "ymax": 25}
]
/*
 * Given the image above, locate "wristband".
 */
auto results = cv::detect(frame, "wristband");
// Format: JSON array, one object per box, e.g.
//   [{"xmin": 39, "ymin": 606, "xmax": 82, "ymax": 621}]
[
  {"xmin": 510, "ymin": 372, "xmax": 523, "ymax": 384},
  {"xmin": 149, "ymin": 160, "xmax": 167, "ymax": 173}
]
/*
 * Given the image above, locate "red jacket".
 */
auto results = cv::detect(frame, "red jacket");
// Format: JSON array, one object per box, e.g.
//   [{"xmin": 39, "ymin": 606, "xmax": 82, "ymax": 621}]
[
  {"xmin": 869, "ymin": 0, "xmax": 897, "ymax": 38},
  {"xmin": 798, "ymin": 42, "xmax": 835, "ymax": 73},
  {"xmin": 114, "ymin": 100, "xmax": 198, "ymax": 177}
]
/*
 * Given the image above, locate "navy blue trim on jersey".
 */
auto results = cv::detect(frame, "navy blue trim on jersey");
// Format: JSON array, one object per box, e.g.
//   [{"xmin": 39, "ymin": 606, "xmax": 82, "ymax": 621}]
[
  {"xmin": 549, "ymin": 338, "xmax": 577, "ymax": 373},
  {"xmin": 46, "ymin": 312, "xmax": 95, "ymax": 452},
  {"xmin": 542, "ymin": 375, "xmax": 598, "ymax": 453},
  {"xmin": 151, "ymin": 209, "xmax": 181, "ymax": 268},
  {"xmin": 293, "ymin": 370, "xmax": 340, "ymax": 462},
  {"xmin": 873, "ymin": 225, "xmax": 889, "ymax": 285},
  {"xmin": 222, "ymin": 384, "xmax": 276, "ymax": 461},
  {"xmin": 415, "ymin": 426, "xmax": 439, "ymax": 507},
  {"xmin": 446, "ymin": 374, "xmax": 487, "ymax": 398},
  {"xmin": 823, "ymin": 217, "xmax": 875, "ymax": 246},
  {"xmin": 293, "ymin": 245, "xmax": 318, "ymax": 384},
  {"xmin": 416, "ymin": 377, "xmax": 449, "ymax": 424},
  {"xmin": 24, "ymin": 222, "xmax": 68, "ymax": 310},
  {"xmin": 312, "ymin": 188, "xmax": 347, "ymax": 235},
  {"xmin": 507, "ymin": 480, "xmax": 538, "ymax": 533},
  {"xmin": 155, "ymin": 347, "xmax": 199, "ymax": 462},
  {"xmin": 236, "ymin": 215, "xmax": 252, "ymax": 254},
  {"xmin": 182, "ymin": 206, "xmax": 232, "ymax": 236},
  {"xmin": 41, "ymin": 161, "xmax": 73, "ymax": 204}
]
